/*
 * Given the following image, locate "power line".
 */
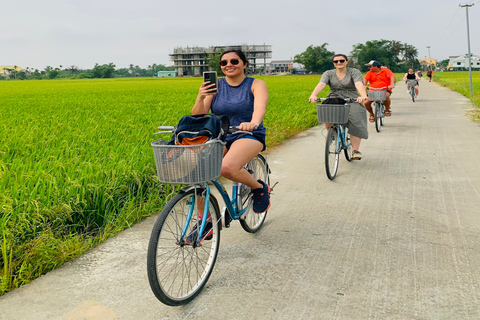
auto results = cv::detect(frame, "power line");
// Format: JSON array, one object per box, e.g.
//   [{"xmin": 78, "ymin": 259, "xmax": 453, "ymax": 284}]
[
  {"xmin": 433, "ymin": 15, "xmax": 466, "ymax": 48},
  {"xmin": 430, "ymin": 7, "xmax": 461, "ymax": 46}
]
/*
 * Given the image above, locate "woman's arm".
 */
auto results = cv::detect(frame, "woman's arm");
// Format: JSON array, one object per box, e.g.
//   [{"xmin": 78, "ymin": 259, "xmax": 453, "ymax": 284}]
[
  {"xmin": 192, "ymin": 81, "xmax": 215, "ymax": 115},
  {"xmin": 239, "ymin": 79, "xmax": 268, "ymax": 131},
  {"xmin": 308, "ymin": 82, "xmax": 327, "ymax": 103},
  {"xmin": 354, "ymin": 81, "xmax": 368, "ymax": 103}
]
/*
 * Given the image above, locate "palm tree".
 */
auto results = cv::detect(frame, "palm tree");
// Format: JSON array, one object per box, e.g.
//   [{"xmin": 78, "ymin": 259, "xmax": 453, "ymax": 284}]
[{"xmin": 69, "ymin": 65, "xmax": 78, "ymax": 75}]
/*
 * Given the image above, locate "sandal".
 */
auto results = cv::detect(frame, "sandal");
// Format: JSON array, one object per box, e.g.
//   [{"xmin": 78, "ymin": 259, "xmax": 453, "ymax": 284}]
[
  {"xmin": 369, "ymin": 115, "xmax": 374, "ymax": 122},
  {"xmin": 385, "ymin": 111, "xmax": 391, "ymax": 116}
]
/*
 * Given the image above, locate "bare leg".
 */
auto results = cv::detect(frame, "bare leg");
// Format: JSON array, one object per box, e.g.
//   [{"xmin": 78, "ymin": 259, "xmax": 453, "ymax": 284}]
[
  {"xmin": 221, "ymin": 138, "xmax": 263, "ymax": 190},
  {"xmin": 384, "ymin": 92, "xmax": 392, "ymax": 112},
  {"xmin": 351, "ymin": 135, "xmax": 361, "ymax": 151},
  {"xmin": 364, "ymin": 100, "xmax": 374, "ymax": 117}
]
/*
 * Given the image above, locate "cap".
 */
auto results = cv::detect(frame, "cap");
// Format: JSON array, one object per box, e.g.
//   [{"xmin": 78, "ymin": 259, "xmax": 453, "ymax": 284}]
[{"xmin": 365, "ymin": 60, "xmax": 381, "ymax": 67}]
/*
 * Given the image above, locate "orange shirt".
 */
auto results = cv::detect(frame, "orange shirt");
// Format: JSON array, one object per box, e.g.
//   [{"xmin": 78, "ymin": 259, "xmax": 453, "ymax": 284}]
[{"xmin": 364, "ymin": 68, "xmax": 394, "ymax": 89}]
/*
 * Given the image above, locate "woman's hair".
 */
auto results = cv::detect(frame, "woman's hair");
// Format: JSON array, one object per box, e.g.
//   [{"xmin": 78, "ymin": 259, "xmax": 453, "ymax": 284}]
[
  {"xmin": 331, "ymin": 54, "xmax": 348, "ymax": 62},
  {"xmin": 220, "ymin": 50, "xmax": 248, "ymax": 66}
]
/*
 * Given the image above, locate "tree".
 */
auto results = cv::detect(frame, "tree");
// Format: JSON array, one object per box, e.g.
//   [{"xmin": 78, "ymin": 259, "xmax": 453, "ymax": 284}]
[
  {"xmin": 293, "ymin": 44, "xmax": 335, "ymax": 73},
  {"xmin": 92, "ymin": 63, "xmax": 116, "ymax": 78},
  {"xmin": 206, "ymin": 50, "xmax": 223, "ymax": 74},
  {"xmin": 351, "ymin": 39, "xmax": 397, "ymax": 72},
  {"xmin": 402, "ymin": 44, "xmax": 419, "ymax": 69},
  {"xmin": 68, "ymin": 65, "xmax": 78, "ymax": 75}
]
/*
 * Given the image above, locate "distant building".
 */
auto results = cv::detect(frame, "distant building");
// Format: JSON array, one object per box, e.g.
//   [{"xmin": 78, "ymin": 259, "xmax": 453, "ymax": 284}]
[
  {"xmin": 447, "ymin": 55, "xmax": 480, "ymax": 71},
  {"xmin": 156, "ymin": 71, "xmax": 178, "ymax": 78},
  {"xmin": 419, "ymin": 58, "xmax": 437, "ymax": 69},
  {"xmin": 170, "ymin": 44, "xmax": 272, "ymax": 76},
  {"xmin": 268, "ymin": 60, "xmax": 305, "ymax": 74},
  {"xmin": 0, "ymin": 65, "xmax": 24, "ymax": 76}
]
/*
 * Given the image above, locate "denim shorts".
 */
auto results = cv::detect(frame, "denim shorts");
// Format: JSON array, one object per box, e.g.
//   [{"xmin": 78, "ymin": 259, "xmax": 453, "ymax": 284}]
[{"xmin": 225, "ymin": 131, "xmax": 266, "ymax": 151}]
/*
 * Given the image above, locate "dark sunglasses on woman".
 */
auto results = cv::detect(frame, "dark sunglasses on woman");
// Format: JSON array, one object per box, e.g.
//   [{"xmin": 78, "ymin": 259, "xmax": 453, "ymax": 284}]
[{"xmin": 220, "ymin": 59, "xmax": 240, "ymax": 66}]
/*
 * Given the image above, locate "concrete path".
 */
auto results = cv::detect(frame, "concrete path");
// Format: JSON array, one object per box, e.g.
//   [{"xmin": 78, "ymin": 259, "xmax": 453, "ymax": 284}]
[{"xmin": 1, "ymin": 80, "xmax": 480, "ymax": 320}]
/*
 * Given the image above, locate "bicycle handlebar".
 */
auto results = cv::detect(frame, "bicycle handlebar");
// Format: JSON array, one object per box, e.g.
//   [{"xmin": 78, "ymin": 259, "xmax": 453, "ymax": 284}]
[
  {"xmin": 154, "ymin": 125, "xmax": 252, "ymax": 136},
  {"xmin": 315, "ymin": 97, "xmax": 357, "ymax": 103},
  {"xmin": 367, "ymin": 87, "xmax": 389, "ymax": 91}
]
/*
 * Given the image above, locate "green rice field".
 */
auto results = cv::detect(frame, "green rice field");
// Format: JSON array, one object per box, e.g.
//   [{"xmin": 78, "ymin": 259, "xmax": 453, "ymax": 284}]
[
  {"xmin": 1, "ymin": 72, "xmax": 478, "ymax": 295},
  {"xmin": 0, "ymin": 75, "xmax": 321, "ymax": 295}
]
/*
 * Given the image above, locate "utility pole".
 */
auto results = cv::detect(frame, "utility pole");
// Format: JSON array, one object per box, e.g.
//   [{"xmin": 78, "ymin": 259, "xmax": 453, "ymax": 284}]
[
  {"xmin": 460, "ymin": 3, "xmax": 474, "ymax": 98},
  {"xmin": 426, "ymin": 46, "xmax": 432, "ymax": 70}
]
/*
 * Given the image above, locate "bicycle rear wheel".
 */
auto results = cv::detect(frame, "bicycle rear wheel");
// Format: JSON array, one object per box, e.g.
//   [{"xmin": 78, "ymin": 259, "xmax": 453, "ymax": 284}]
[
  {"xmin": 239, "ymin": 154, "xmax": 269, "ymax": 233},
  {"xmin": 325, "ymin": 126, "xmax": 340, "ymax": 180},
  {"xmin": 147, "ymin": 188, "xmax": 221, "ymax": 306},
  {"xmin": 374, "ymin": 102, "xmax": 381, "ymax": 132}
]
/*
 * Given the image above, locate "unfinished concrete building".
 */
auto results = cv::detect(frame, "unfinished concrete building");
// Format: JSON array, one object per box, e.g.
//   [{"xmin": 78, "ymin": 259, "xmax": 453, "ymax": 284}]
[{"xmin": 170, "ymin": 44, "xmax": 272, "ymax": 76}]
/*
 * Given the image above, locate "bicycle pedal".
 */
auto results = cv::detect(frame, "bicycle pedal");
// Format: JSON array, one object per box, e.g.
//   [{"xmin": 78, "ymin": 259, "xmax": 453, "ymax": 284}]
[{"xmin": 221, "ymin": 206, "xmax": 231, "ymax": 228}]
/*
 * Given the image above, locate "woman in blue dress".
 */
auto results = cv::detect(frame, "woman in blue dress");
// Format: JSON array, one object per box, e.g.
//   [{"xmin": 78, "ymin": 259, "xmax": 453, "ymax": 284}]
[{"xmin": 192, "ymin": 50, "xmax": 270, "ymax": 214}]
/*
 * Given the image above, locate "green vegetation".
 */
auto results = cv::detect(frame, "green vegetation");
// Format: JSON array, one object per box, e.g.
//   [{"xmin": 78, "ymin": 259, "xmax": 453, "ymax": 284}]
[
  {"xmin": 0, "ymin": 75, "xmax": 322, "ymax": 295},
  {"xmin": 433, "ymin": 71, "xmax": 480, "ymax": 122}
]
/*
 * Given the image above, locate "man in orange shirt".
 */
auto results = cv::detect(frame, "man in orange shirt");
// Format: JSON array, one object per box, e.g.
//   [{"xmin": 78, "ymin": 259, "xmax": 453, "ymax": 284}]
[{"xmin": 363, "ymin": 60, "xmax": 396, "ymax": 120}]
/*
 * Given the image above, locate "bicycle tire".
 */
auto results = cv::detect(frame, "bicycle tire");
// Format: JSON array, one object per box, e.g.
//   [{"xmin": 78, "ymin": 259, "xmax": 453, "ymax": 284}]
[
  {"xmin": 380, "ymin": 102, "xmax": 384, "ymax": 126},
  {"xmin": 343, "ymin": 127, "xmax": 353, "ymax": 162},
  {"xmin": 147, "ymin": 188, "xmax": 221, "ymax": 306},
  {"xmin": 374, "ymin": 102, "xmax": 381, "ymax": 132},
  {"xmin": 325, "ymin": 126, "xmax": 340, "ymax": 180},
  {"xmin": 239, "ymin": 154, "xmax": 269, "ymax": 233}
]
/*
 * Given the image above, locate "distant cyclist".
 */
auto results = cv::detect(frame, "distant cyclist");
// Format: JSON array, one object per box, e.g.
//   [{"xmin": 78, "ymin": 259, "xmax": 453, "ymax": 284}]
[
  {"xmin": 363, "ymin": 60, "xmax": 396, "ymax": 121},
  {"xmin": 426, "ymin": 69, "xmax": 434, "ymax": 82},
  {"xmin": 403, "ymin": 68, "xmax": 420, "ymax": 98}
]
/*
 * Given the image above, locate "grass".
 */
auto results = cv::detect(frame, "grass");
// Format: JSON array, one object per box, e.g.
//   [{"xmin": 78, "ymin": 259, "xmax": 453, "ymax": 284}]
[
  {"xmin": 0, "ymin": 75, "xmax": 323, "ymax": 295},
  {"xmin": 433, "ymin": 71, "xmax": 480, "ymax": 122}
]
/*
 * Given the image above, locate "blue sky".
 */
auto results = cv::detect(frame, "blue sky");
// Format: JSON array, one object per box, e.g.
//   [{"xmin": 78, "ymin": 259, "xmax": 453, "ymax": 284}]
[{"xmin": 2, "ymin": 0, "xmax": 478, "ymax": 70}]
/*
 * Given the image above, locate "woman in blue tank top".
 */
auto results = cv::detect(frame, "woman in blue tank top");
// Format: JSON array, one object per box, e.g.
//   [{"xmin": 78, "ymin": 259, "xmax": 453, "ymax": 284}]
[{"xmin": 192, "ymin": 50, "xmax": 270, "ymax": 214}]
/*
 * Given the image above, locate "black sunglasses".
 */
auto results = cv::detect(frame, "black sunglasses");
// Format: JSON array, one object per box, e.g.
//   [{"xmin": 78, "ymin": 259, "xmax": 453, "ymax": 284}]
[
  {"xmin": 333, "ymin": 59, "xmax": 346, "ymax": 64},
  {"xmin": 220, "ymin": 59, "xmax": 240, "ymax": 66}
]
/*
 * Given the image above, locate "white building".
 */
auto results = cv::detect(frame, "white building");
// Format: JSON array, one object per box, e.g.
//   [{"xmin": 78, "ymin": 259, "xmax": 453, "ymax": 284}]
[
  {"xmin": 269, "ymin": 60, "xmax": 305, "ymax": 74},
  {"xmin": 447, "ymin": 55, "xmax": 480, "ymax": 71}
]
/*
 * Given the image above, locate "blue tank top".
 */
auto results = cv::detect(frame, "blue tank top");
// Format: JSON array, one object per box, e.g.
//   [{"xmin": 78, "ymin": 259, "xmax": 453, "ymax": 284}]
[{"xmin": 211, "ymin": 77, "xmax": 265, "ymax": 131}]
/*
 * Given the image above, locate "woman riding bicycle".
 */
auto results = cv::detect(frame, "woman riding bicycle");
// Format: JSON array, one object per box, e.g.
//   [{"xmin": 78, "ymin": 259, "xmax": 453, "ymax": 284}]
[
  {"xmin": 403, "ymin": 68, "xmax": 420, "ymax": 98},
  {"xmin": 192, "ymin": 49, "xmax": 270, "ymax": 214},
  {"xmin": 308, "ymin": 54, "xmax": 369, "ymax": 160}
]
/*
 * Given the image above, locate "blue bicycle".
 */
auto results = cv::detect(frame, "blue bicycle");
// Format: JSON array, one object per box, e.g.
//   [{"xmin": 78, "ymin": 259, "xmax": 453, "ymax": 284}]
[
  {"xmin": 367, "ymin": 87, "xmax": 388, "ymax": 133},
  {"xmin": 147, "ymin": 126, "xmax": 271, "ymax": 306},
  {"xmin": 316, "ymin": 98, "xmax": 355, "ymax": 180}
]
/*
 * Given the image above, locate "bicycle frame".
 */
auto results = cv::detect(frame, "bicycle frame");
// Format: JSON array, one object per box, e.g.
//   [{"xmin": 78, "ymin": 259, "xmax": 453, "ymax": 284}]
[
  {"xmin": 334, "ymin": 124, "xmax": 350, "ymax": 150},
  {"xmin": 178, "ymin": 176, "xmax": 256, "ymax": 244}
]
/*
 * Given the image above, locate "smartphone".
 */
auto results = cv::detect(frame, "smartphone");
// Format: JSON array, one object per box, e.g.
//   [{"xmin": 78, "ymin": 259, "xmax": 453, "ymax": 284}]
[{"xmin": 203, "ymin": 71, "xmax": 218, "ymax": 93}]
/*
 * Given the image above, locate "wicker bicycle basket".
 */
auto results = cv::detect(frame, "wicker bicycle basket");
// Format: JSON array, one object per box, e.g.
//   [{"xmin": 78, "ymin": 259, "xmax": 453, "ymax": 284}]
[
  {"xmin": 151, "ymin": 139, "xmax": 225, "ymax": 184},
  {"xmin": 368, "ymin": 90, "xmax": 387, "ymax": 101},
  {"xmin": 316, "ymin": 104, "xmax": 350, "ymax": 124}
]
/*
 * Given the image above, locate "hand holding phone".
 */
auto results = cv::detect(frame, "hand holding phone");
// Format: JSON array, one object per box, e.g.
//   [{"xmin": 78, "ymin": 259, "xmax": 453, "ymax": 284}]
[{"xmin": 203, "ymin": 71, "xmax": 218, "ymax": 94}]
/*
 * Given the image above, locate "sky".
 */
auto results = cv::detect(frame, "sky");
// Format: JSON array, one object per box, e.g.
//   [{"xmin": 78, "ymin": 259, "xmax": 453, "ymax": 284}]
[{"xmin": 2, "ymin": 0, "xmax": 479, "ymax": 71}]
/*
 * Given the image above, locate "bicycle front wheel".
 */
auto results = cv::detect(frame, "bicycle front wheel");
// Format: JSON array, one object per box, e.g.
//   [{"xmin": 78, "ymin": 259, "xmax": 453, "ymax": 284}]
[
  {"xmin": 374, "ymin": 102, "xmax": 381, "ymax": 132},
  {"xmin": 325, "ymin": 126, "xmax": 340, "ymax": 180},
  {"xmin": 239, "ymin": 154, "xmax": 269, "ymax": 233},
  {"xmin": 411, "ymin": 88, "xmax": 415, "ymax": 102},
  {"xmin": 147, "ymin": 188, "xmax": 221, "ymax": 306},
  {"xmin": 343, "ymin": 127, "xmax": 353, "ymax": 162},
  {"xmin": 380, "ymin": 102, "xmax": 384, "ymax": 126}
]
